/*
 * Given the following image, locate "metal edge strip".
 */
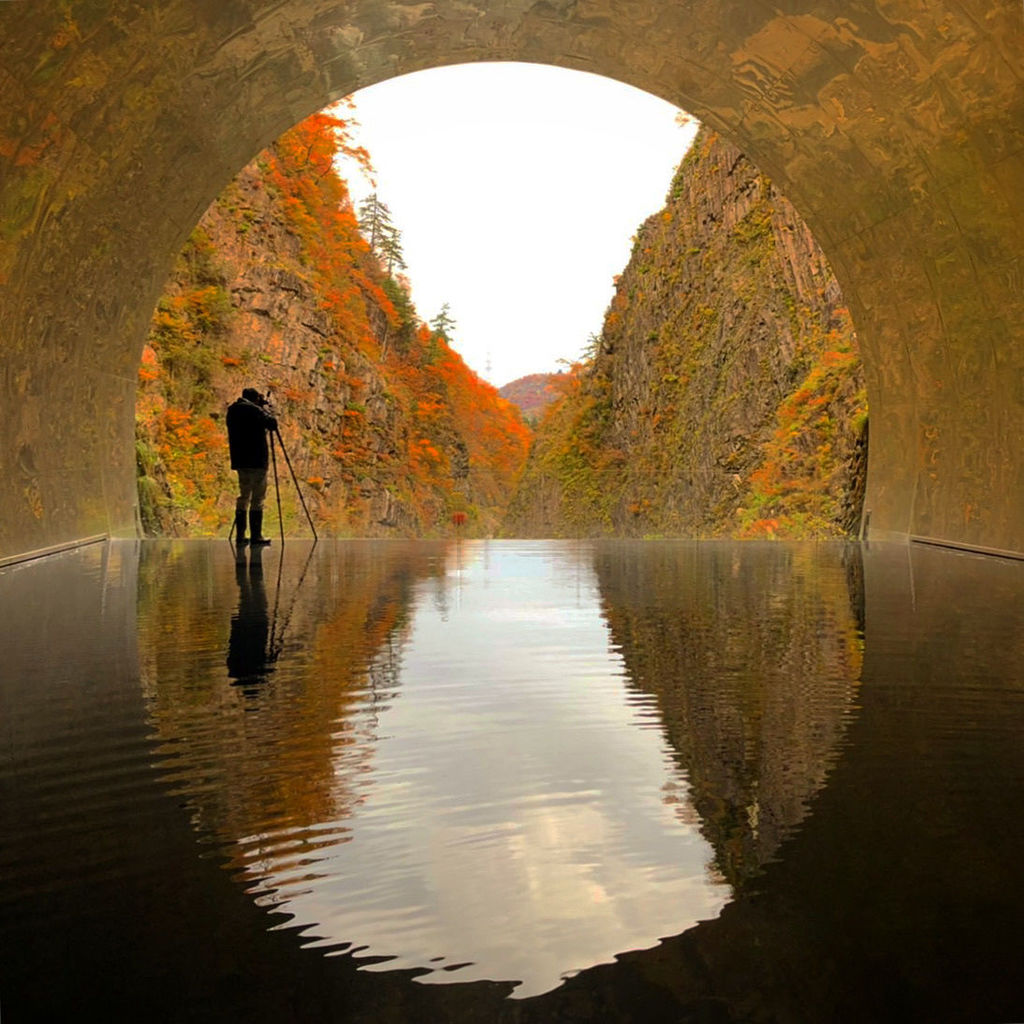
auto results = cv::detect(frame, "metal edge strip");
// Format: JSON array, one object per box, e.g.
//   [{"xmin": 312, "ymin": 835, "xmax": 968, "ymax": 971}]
[
  {"xmin": 910, "ymin": 534, "xmax": 1024, "ymax": 563},
  {"xmin": 0, "ymin": 534, "xmax": 110, "ymax": 570}
]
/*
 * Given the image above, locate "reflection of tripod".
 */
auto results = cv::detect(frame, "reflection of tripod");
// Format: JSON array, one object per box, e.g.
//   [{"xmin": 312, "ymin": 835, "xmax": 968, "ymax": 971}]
[
  {"xmin": 229, "ymin": 426, "xmax": 318, "ymax": 544},
  {"xmin": 225, "ymin": 534, "xmax": 316, "ymax": 696}
]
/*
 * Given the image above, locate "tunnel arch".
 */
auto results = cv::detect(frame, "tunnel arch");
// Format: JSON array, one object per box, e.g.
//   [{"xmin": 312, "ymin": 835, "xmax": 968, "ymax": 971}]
[{"xmin": 1, "ymin": 0, "xmax": 1022, "ymax": 560}]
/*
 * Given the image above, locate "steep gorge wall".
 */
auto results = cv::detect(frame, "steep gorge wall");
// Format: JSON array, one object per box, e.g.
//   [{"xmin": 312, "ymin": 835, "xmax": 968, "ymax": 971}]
[
  {"xmin": 505, "ymin": 129, "xmax": 867, "ymax": 539},
  {"xmin": 136, "ymin": 113, "xmax": 529, "ymax": 539}
]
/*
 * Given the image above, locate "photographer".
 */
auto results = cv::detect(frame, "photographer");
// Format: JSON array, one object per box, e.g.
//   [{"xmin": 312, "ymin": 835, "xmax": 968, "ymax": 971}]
[{"xmin": 226, "ymin": 387, "xmax": 277, "ymax": 545}]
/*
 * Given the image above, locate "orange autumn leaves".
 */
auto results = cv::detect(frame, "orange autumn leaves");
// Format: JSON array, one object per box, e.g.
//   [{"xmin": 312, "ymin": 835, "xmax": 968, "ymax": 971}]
[
  {"xmin": 262, "ymin": 110, "xmax": 399, "ymax": 353},
  {"xmin": 136, "ymin": 107, "xmax": 530, "ymax": 536}
]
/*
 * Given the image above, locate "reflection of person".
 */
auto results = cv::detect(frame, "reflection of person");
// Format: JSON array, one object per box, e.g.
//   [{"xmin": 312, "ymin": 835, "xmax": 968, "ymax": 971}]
[
  {"xmin": 227, "ymin": 545, "xmax": 273, "ymax": 693},
  {"xmin": 226, "ymin": 387, "xmax": 277, "ymax": 546}
]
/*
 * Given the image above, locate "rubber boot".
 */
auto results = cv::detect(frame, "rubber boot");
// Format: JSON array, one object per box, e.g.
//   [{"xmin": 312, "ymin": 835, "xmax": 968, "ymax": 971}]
[
  {"xmin": 234, "ymin": 509, "xmax": 248, "ymax": 545},
  {"xmin": 249, "ymin": 508, "xmax": 271, "ymax": 545}
]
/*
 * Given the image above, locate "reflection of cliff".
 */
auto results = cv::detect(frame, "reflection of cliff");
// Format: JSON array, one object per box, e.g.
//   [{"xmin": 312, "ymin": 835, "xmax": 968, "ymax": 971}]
[
  {"xmin": 593, "ymin": 541, "xmax": 863, "ymax": 885},
  {"xmin": 532, "ymin": 542, "xmax": 1024, "ymax": 1024},
  {"xmin": 137, "ymin": 542, "xmax": 441, "ymax": 879}
]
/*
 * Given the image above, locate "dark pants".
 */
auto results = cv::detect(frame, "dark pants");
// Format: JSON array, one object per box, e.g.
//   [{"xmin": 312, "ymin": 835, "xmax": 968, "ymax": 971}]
[{"xmin": 235, "ymin": 467, "xmax": 268, "ymax": 512}]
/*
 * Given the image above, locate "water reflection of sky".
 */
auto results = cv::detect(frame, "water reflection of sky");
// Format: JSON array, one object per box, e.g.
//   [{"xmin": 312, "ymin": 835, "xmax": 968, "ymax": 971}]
[{"xmin": 246, "ymin": 542, "xmax": 730, "ymax": 998}]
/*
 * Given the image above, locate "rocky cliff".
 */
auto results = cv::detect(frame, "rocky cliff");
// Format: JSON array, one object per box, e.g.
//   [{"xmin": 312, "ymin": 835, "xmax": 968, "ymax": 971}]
[
  {"xmin": 504, "ymin": 128, "xmax": 867, "ymax": 539},
  {"xmin": 136, "ymin": 111, "xmax": 530, "ymax": 539}
]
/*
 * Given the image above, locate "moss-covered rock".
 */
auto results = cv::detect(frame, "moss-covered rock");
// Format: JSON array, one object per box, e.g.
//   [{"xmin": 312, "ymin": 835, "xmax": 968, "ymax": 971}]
[{"xmin": 505, "ymin": 128, "xmax": 867, "ymax": 539}]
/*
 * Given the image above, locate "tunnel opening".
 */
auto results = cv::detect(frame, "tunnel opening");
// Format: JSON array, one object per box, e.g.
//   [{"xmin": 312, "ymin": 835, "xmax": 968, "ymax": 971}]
[{"xmin": 133, "ymin": 62, "xmax": 868, "ymax": 542}]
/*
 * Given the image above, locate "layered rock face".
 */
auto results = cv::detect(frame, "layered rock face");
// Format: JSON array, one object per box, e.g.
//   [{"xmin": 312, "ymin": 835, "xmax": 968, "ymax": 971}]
[
  {"xmin": 505, "ymin": 129, "xmax": 867, "ymax": 539},
  {"xmin": 136, "ymin": 115, "xmax": 529, "ymax": 538}
]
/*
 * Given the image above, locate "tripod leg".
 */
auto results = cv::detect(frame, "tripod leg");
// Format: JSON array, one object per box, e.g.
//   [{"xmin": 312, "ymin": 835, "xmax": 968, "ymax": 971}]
[
  {"xmin": 274, "ymin": 427, "xmax": 318, "ymax": 541},
  {"xmin": 270, "ymin": 431, "xmax": 285, "ymax": 546}
]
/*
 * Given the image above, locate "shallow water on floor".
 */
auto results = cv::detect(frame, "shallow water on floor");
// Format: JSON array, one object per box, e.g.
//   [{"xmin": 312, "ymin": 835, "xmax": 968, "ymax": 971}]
[{"xmin": 1, "ymin": 539, "xmax": 1022, "ymax": 1022}]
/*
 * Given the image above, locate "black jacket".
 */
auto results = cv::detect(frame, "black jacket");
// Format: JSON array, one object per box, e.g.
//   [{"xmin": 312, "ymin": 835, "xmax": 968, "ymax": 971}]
[{"xmin": 226, "ymin": 399, "xmax": 277, "ymax": 470}]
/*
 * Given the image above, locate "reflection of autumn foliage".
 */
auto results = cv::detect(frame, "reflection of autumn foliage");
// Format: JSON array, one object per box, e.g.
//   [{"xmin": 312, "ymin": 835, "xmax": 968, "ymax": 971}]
[
  {"xmin": 136, "ymin": 109, "xmax": 529, "ymax": 537},
  {"xmin": 595, "ymin": 542, "xmax": 863, "ymax": 887},
  {"xmin": 137, "ymin": 544, "xmax": 435, "ymax": 872}
]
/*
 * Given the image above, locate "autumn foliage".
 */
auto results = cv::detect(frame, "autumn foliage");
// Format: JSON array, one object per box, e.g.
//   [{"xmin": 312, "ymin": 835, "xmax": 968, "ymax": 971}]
[
  {"xmin": 498, "ymin": 373, "xmax": 563, "ymax": 425},
  {"xmin": 136, "ymin": 107, "xmax": 530, "ymax": 537},
  {"xmin": 504, "ymin": 128, "xmax": 867, "ymax": 540}
]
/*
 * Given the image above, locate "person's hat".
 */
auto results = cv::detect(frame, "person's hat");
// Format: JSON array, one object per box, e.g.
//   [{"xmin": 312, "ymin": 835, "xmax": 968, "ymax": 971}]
[{"xmin": 242, "ymin": 387, "xmax": 264, "ymax": 404}]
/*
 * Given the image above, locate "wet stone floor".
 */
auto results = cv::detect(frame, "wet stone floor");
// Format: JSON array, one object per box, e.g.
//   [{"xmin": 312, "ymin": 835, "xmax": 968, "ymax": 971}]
[{"xmin": 1, "ymin": 538, "xmax": 1022, "ymax": 1022}]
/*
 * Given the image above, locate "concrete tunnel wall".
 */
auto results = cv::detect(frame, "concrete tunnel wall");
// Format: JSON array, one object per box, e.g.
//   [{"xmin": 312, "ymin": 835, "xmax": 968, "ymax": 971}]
[{"xmin": 1, "ymin": 0, "xmax": 1022, "ymax": 560}]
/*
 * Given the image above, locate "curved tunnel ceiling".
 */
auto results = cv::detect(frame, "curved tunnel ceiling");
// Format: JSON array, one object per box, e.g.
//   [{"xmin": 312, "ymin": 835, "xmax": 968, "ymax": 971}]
[{"xmin": 1, "ymin": 0, "xmax": 1022, "ymax": 558}]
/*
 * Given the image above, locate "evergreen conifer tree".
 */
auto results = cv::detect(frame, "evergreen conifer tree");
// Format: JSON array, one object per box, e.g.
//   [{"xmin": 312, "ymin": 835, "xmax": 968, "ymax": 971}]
[
  {"xmin": 358, "ymin": 192, "xmax": 406, "ymax": 276},
  {"xmin": 430, "ymin": 302, "xmax": 457, "ymax": 341},
  {"xmin": 379, "ymin": 224, "xmax": 407, "ymax": 276}
]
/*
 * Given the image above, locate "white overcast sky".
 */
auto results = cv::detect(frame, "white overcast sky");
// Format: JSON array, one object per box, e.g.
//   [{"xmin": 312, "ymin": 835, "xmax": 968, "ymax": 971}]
[{"xmin": 336, "ymin": 63, "xmax": 698, "ymax": 388}]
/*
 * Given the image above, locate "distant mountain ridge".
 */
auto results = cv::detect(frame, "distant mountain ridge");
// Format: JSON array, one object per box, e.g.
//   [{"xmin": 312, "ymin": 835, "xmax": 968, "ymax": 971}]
[{"xmin": 498, "ymin": 373, "xmax": 562, "ymax": 424}]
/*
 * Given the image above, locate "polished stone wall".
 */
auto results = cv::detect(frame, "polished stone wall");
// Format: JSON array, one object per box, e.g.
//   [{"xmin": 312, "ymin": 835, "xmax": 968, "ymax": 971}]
[{"xmin": 1, "ymin": 0, "xmax": 1022, "ymax": 558}]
